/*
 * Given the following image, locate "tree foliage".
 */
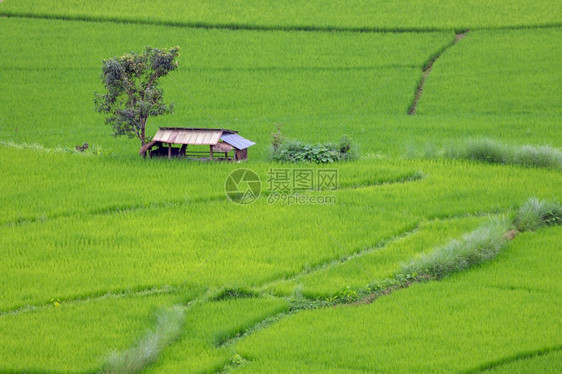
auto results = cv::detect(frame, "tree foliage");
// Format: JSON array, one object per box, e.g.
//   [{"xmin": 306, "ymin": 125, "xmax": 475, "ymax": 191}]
[{"xmin": 95, "ymin": 46, "xmax": 180, "ymax": 145}]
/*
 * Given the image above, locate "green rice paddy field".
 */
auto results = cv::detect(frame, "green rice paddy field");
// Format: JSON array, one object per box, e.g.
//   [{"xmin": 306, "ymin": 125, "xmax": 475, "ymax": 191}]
[{"xmin": 0, "ymin": 1, "xmax": 560, "ymax": 372}]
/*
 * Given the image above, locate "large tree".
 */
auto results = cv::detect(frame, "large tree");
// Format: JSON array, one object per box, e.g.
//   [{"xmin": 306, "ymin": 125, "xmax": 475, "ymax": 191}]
[{"xmin": 95, "ymin": 46, "xmax": 180, "ymax": 146}]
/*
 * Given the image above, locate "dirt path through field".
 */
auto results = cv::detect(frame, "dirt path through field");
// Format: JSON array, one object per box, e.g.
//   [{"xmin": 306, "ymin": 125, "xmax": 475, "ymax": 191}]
[{"xmin": 408, "ymin": 30, "xmax": 468, "ymax": 115}]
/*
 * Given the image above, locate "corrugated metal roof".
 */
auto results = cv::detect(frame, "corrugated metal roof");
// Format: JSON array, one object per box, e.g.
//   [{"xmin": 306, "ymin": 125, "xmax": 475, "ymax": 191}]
[
  {"xmin": 152, "ymin": 128, "xmax": 223, "ymax": 145},
  {"xmin": 221, "ymin": 133, "xmax": 256, "ymax": 150},
  {"xmin": 150, "ymin": 127, "xmax": 255, "ymax": 149}
]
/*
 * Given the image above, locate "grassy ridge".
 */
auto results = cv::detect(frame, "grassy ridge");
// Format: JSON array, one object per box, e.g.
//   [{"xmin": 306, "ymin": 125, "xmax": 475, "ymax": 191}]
[
  {"xmin": 1, "ymin": 0, "xmax": 561, "ymax": 30},
  {"xmin": 235, "ymin": 226, "xmax": 562, "ymax": 372},
  {"xmin": 102, "ymin": 306, "xmax": 185, "ymax": 373},
  {"xmin": 267, "ymin": 216, "xmax": 486, "ymax": 298},
  {"xmin": 487, "ymin": 349, "xmax": 562, "ymax": 373}
]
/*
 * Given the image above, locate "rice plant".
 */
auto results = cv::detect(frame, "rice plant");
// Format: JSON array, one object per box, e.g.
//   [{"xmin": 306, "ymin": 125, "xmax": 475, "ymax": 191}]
[
  {"xmin": 234, "ymin": 227, "xmax": 562, "ymax": 372},
  {"xmin": 1, "ymin": 4, "xmax": 561, "ymax": 373},
  {"xmin": 0, "ymin": 294, "xmax": 174, "ymax": 372},
  {"xmin": 1, "ymin": 0, "xmax": 559, "ymax": 30},
  {"xmin": 144, "ymin": 298, "xmax": 289, "ymax": 373},
  {"xmin": 267, "ymin": 216, "xmax": 486, "ymax": 298},
  {"xmin": 417, "ymin": 29, "xmax": 562, "ymax": 116}
]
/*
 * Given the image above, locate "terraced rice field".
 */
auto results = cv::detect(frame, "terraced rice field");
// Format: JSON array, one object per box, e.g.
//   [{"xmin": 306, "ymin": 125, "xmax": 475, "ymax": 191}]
[{"xmin": 0, "ymin": 1, "xmax": 560, "ymax": 372}]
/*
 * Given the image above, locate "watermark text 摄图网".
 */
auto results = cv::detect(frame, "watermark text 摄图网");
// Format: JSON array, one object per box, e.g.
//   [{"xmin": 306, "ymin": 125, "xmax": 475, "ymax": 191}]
[{"xmin": 225, "ymin": 168, "xmax": 338, "ymax": 205}]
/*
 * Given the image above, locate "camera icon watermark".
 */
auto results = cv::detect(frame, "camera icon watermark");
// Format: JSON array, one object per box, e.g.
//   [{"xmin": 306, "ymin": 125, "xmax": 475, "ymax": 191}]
[
  {"xmin": 225, "ymin": 168, "xmax": 337, "ymax": 205},
  {"xmin": 224, "ymin": 169, "xmax": 261, "ymax": 204}
]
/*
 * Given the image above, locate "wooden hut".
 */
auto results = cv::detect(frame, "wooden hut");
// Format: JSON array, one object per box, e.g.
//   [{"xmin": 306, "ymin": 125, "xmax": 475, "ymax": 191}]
[{"xmin": 139, "ymin": 127, "xmax": 255, "ymax": 161}]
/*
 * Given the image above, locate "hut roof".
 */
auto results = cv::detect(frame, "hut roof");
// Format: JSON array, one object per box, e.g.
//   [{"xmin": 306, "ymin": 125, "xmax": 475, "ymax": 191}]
[
  {"xmin": 140, "ymin": 127, "xmax": 255, "ymax": 156},
  {"xmin": 221, "ymin": 132, "xmax": 256, "ymax": 150},
  {"xmin": 153, "ymin": 127, "xmax": 227, "ymax": 145},
  {"xmin": 151, "ymin": 127, "xmax": 255, "ymax": 150}
]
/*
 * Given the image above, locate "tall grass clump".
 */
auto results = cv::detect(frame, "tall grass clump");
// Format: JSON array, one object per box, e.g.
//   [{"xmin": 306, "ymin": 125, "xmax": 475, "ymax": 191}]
[
  {"xmin": 400, "ymin": 217, "xmax": 511, "ymax": 279},
  {"xmin": 513, "ymin": 144, "xmax": 562, "ymax": 169},
  {"xmin": 401, "ymin": 197, "xmax": 562, "ymax": 279},
  {"xmin": 452, "ymin": 138, "xmax": 511, "ymax": 164},
  {"xmin": 446, "ymin": 138, "xmax": 562, "ymax": 170},
  {"xmin": 100, "ymin": 306, "xmax": 184, "ymax": 374},
  {"xmin": 514, "ymin": 198, "xmax": 562, "ymax": 232}
]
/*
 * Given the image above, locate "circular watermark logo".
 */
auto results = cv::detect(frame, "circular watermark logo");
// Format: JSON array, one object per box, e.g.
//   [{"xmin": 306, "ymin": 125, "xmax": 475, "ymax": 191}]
[{"xmin": 225, "ymin": 169, "xmax": 261, "ymax": 204}]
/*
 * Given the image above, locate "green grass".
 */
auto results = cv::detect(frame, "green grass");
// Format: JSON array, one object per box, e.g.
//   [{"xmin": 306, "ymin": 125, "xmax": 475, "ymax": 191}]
[
  {"xmin": 1, "ymin": 145, "xmax": 560, "ymax": 370},
  {"xmin": 234, "ymin": 226, "xmax": 562, "ymax": 373},
  {"xmin": 0, "ymin": 3, "xmax": 561, "ymax": 372},
  {"xmin": 266, "ymin": 216, "xmax": 486, "ymax": 298},
  {"xmin": 400, "ymin": 217, "xmax": 511, "ymax": 279},
  {"xmin": 514, "ymin": 197, "xmax": 562, "ymax": 231},
  {"xmin": 0, "ymin": 294, "xmax": 174, "ymax": 372},
  {"xmin": 101, "ymin": 305, "xmax": 185, "ymax": 374},
  {"xmin": 1, "ymin": 145, "xmax": 560, "ymax": 313},
  {"xmin": 0, "ymin": 185, "xmax": 419, "ymax": 312},
  {"xmin": 0, "ymin": 17, "xmax": 452, "ymax": 158},
  {"xmin": 0, "ymin": 145, "xmax": 422, "ymax": 225},
  {"xmin": 418, "ymin": 29, "xmax": 562, "ymax": 115},
  {"xmin": 2, "ymin": 19, "xmax": 561, "ymax": 159},
  {"xmin": 1, "ymin": 0, "xmax": 560, "ymax": 30},
  {"xmin": 145, "ymin": 297, "xmax": 289, "ymax": 373}
]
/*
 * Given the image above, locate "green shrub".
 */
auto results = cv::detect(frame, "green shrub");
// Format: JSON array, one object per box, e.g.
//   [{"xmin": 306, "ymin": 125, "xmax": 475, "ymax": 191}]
[
  {"xmin": 212, "ymin": 287, "xmax": 258, "ymax": 301},
  {"xmin": 271, "ymin": 136, "xmax": 357, "ymax": 163},
  {"xmin": 326, "ymin": 286, "xmax": 359, "ymax": 303}
]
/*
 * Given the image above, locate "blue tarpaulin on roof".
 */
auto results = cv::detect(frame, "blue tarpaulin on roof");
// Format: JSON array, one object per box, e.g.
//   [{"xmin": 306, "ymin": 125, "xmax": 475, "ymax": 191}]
[{"xmin": 221, "ymin": 133, "xmax": 255, "ymax": 150}]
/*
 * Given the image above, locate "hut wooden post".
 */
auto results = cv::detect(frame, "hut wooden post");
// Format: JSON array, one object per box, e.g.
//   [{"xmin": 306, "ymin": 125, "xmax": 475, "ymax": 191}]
[
  {"xmin": 210, "ymin": 145, "xmax": 214, "ymax": 160},
  {"xmin": 168, "ymin": 143, "xmax": 172, "ymax": 159}
]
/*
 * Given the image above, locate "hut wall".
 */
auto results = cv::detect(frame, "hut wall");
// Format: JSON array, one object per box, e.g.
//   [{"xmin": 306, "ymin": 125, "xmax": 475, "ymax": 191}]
[{"xmin": 235, "ymin": 148, "xmax": 248, "ymax": 160}]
